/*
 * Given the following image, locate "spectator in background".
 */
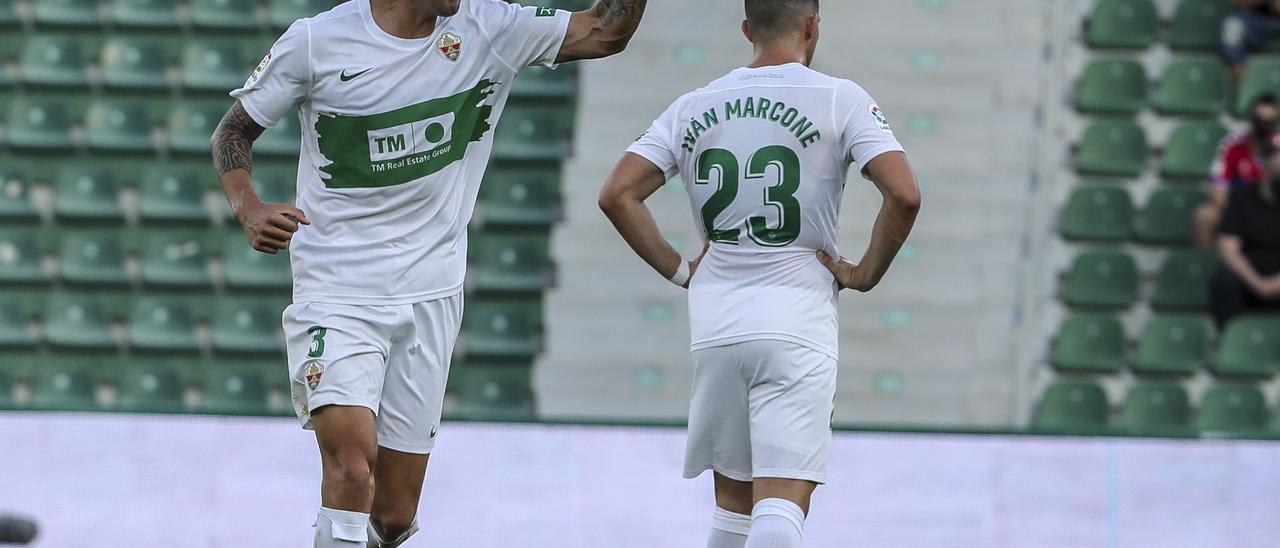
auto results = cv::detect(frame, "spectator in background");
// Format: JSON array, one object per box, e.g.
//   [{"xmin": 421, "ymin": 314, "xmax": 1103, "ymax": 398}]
[
  {"xmin": 1193, "ymin": 92, "xmax": 1278, "ymax": 247},
  {"xmin": 1224, "ymin": 0, "xmax": 1280, "ymax": 85},
  {"xmin": 1211, "ymin": 146, "xmax": 1280, "ymax": 328}
]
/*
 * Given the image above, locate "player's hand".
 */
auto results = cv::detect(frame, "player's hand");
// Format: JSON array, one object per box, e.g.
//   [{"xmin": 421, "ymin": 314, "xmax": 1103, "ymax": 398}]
[
  {"xmin": 234, "ymin": 198, "xmax": 310, "ymax": 254},
  {"xmin": 683, "ymin": 242, "xmax": 711, "ymax": 289},
  {"xmin": 816, "ymin": 251, "xmax": 878, "ymax": 293},
  {"xmin": 1260, "ymin": 276, "xmax": 1280, "ymax": 300}
]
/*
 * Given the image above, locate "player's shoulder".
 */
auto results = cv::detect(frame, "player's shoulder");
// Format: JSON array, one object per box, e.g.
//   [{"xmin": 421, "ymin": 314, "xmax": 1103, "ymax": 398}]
[
  {"xmin": 462, "ymin": 0, "xmax": 519, "ymax": 20},
  {"xmin": 293, "ymin": 0, "xmax": 360, "ymax": 30}
]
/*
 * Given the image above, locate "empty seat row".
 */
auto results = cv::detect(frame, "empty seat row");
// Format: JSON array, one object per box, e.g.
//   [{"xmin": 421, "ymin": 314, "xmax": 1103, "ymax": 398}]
[
  {"xmin": 1077, "ymin": 57, "xmax": 1229, "ymax": 116},
  {"xmin": 1061, "ymin": 248, "xmax": 1216, "ymax": 310},
  {"xmin": 1034, "ymin": 379, "xmax": 1280, "ymax": 436},
  {"xmin": 1085, "ymin": 0, "xmax": 1230, "ymax": 52},
  {"xmin": 8, "ymin": 0, "xmax": 335, "ymax": 31},
  {"xmin": 1051, "ymin": 314, "xmax": 1280, "ymax": 376},
  {"xmin": 1060, "ymin": 184, "xmax": 1205, "ymax": 244},
  {"xmin": 1075, "ymin": 119, "xmax": 1224, "ymax": 179}
]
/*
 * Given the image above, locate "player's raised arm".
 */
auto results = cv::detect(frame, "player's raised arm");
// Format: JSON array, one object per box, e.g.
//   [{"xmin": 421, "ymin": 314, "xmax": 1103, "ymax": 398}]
[
  {"xmin": 599, "ymin": 153, "xmax": 705, "ymax": 287},
  {"xmin": 556, "ymin": 0, "xmax": 648, "ymax": 62},
  {"xmin": 817, "ymin": 151, "xmax": 922, "ymax": 292}
]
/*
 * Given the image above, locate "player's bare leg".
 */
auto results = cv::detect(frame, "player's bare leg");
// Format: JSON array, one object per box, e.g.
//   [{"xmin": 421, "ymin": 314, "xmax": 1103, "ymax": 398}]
[
  {"xmin": 367, "ymin": 448, "xmax": 430, "ymax": 547},
  {"xmin": 708, "ymin": 473, "xmax": 754, "ymax": 548},
  {"xmin": 744, "ymin": 478, "xmax": 817, "ymax": 548},
  {"xmin": 312, "ymin": 405, "xmax": 378, "ymax": 547}
]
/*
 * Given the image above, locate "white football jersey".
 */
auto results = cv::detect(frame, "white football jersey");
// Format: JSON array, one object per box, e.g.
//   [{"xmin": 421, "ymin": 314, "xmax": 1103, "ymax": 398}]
[
  {"xmin": 232, "ymin": 0, "xmax": 570, "ymax": 305},
  {"xmin": 627, "ymin": 63, "xmax": 905, "ymax": 359}
]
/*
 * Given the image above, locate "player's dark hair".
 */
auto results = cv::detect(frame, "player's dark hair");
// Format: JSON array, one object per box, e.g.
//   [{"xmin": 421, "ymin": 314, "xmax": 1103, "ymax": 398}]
[
  {"xmin": 1253, "ymin": 92, "xmax": 1278, "ymax": 110},
  {"xmin": 745, "ymin": 0, "xmax": 819, "ymax": 43}
]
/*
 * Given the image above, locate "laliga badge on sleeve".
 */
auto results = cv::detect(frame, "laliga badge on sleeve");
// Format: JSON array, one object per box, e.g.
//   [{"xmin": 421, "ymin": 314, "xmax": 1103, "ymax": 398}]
[{"xmin": 870, "ymin": 104, "xmax": 893, "ymax": 134}]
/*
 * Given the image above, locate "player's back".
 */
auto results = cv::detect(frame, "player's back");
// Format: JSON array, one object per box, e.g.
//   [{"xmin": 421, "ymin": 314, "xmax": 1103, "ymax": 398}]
[{"xmin": 629, "ymin": 62, "xmax": 903, "ymax": 358}]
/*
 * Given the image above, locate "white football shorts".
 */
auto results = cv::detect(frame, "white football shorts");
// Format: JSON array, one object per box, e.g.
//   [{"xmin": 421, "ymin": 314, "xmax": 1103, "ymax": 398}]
[
  {"xmin": 685, "ymin": 339, "xmax": 837, "ymax": 484},
  {"xmin": 282, "ymin": 294, "xmax": 462, "ymax": 454}
]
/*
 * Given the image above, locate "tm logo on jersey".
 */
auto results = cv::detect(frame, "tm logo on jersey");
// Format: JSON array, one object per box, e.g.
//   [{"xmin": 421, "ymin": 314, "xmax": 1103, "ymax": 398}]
[{"xmin": 315, "ymin": 79, "xmax": 498, "ymax": 189}]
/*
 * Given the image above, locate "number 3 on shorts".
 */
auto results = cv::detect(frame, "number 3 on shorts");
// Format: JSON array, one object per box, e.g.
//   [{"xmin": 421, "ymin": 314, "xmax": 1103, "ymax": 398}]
[{"xmin": 307, "ymin": 326, "xmax": 328, "ymax": 358}]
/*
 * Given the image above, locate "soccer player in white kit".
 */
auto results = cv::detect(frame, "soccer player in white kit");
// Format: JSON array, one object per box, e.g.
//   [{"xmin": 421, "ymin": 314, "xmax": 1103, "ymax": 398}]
[
  {"xmin": 209, "ymin": 0, "xmax": 647, "ymax": 545},
  {"xmin": 599, "ymin": 1, "xmax": 921, "ymax": 546}
]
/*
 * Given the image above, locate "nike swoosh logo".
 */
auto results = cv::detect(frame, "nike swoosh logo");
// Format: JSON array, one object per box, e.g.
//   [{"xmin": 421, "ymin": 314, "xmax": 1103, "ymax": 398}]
[{"xmin": 339, "ymin": 68, "xmax": 372, "ymax": 82}]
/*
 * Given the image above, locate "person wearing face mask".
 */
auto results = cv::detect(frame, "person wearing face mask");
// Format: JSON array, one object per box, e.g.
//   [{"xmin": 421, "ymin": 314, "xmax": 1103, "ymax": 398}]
[
  {"xmin": 1210, "ymin": 146, "xmax": 1280, "ymax": 328},
  {"xmin": 1224, "ymin": 0, "xmax": 1280, "ymax": 85},
  {"xmin": 1193, "ymin": 92, "xmax": 1278, "ymax": 247}
]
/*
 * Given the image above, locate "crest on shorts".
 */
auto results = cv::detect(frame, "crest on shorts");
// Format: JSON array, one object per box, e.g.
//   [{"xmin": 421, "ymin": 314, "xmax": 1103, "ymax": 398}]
[
  {"xmin": 304, "ymin": 360, "xmax": 324, "ymax": 390},
  {"xmin": 437, "ymin": 32, "xmax": 462, "ymax": 62}
]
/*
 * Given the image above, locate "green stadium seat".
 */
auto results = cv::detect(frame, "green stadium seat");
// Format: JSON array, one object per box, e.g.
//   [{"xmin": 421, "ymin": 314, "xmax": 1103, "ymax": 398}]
[
  {"xmin": 200, "ymin": 364, "xmax": 270, "ymax": 415},
  {"xmin": 512, "ymin": 63, "xmax": 578, "ymax": 100},
  {"xmin": 43, "ymin": 293, "xmax": 115, "ymax": 349},
  {"xmin": 0, "ymin": 295, "xmax": 34, "ymax": 348},
  {"xmin": 1085, "ymin": 0, "xmax": 1158, "ymax": 50},
  {"xmin": 32, "ymin": 0, "xmax": 101, "ymax": 27},
  {"xmin": 1236, "ymin": 58, "xmax": 1280, "ymax": 114},
  {"xmin": 53, "ymin": 169, "xmax": 124, "ymax": 224},
  {"xmin": 1058, "ymin": 185, "xmax": 1132, "ymax": 242},
  {"xmin": 449, "ymin": 360, "xmax": 533, "ymax": 420},
  {"xmin": 469, "ymin": 229, "xmax": 552, "ymax": 292},
  {"xmin": 1134, "ymin": 315, "xmax": 1209, "ymax": 376},
  {"xmin": 180, "ymin": 41, "xmax": 248, "ymax": 91},
  {"xmin": 1050, "ymin": 313, "xmax": 1126, "ymax": 373},
  {"xmin": 1170, "ymin": 0, "xmax": 1229, "ymax": 51},
  {"xmin": 1195, "ymin": 382, "xmax": 1267, "ymax": 433},
  {"xmin": 115, "ymin": 362, "xmax": 185, "ymax": 413},
  {"xmin": 222, "ymin": 231, "xmax": 291, "ymax": 289},
  {"xmin": 211, "ymin": 299, "xmax": 284, "ymax": 354},
  {"xmin": 1032, "ymin": 380, "xmax": 1110, "ymax": 433},
  {"xmin": 58, "ymin": 231, "xmax": 129, "ymax": 287},
  {"xmin": 191, "ymin": 0, "xmax": 260, "ymax": 30},
  {"xmin": 0, "ymin": 229, "xmax": 46, "ymax": 285},
  {"xmin": 1156, "ymin": 59, "xmax": 1229, "ymax": 116},
  {"xmin": 255, "ymin": 111, "xmax": 301, "ymax": 156},
  {"xmin": 1075, "ymin": 120, "xmax": 1147, "ymax": 177},
  {"xmin": 138, "ymin": 169, "xmax": 209, "ymax": 224},
  {"xmin": 1062, "ymin": 250, "xmax": 1138, "ymax": 309},
  {"xmin": 0, "ymin": 0, "xmax": 18, "ymax": 26},
  {"xmin": 462, "ymin": 296, "xmax": 542, "ymax": 358},
  {"xmin": 493, "ymin": 103, "xmax": 574, "ymax": 160},
  {"xmin": 1214, "ymin": 316, "xmax": 1280, "ymax": 378},
  {"xmin": 108, "ymin": 0, "xmax": 180, "ymax": 28},
  {"xmin": 1119, "ymin": 381, "xmax": 1191, "ymax": 434},
  {"xmin": 128, "ymin": 298, "xmax": 199, "ymax": 353},
  {"xmin": 253, "ymin": 167, "xmax": 296, "ymax": 203},
  {"xmin": 30, "ymin": 361, "xmax": 97, "ymax": 411},
  {"xmin": 0, "ymin": 169, "xmax": 38, "ymax": 223},
  {"xmin": 1159, "ymin": 121, "xmax": 1227, "ymax": 179},
  {"xmin": 19, "ymin": 35, "xmax": 89, "ymax": 87},
  {"xmin": 1134, "ymin": 186, "xmax": 1206, "ymax": 245},
  {"xmin": 1152, "ymin": 249, "xmax": 1216, "ymax": 310},
  {"xmin": 1075, "ymin": 58, "xmax": 1147, "ymax": 115},
  {"xmin": 7, "ymin": 99, "xmax": 74, "ymax": 149},
  {"xmin": 167, "ymin": 103, "xmax": 226, "ymax": 154},
  {"xmin": 479, "ymin": 163, "xmax": 562, "ymax": 226},
  {"xmin": 140, "ymin": 232, "xmax": 212, "ymax": 288},
  {"xmin": 268, "ymin": 0, "xmax": 331, "ymax": 28},
  {"xmin": 0, "ymin": 364, "xmax": 12, "ymax": 410},
  {"xmin": 85, "ymin": 101, "xmax": 154, "ymax": 152},
  {"xmin": 100, "ymin": 38, "xmax": 171, "ymax": 90}
]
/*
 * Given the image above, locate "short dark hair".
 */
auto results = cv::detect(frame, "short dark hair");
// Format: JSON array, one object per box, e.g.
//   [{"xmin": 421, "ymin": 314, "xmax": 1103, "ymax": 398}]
[
  {"xmin": 745, "ymin": 0, "xmax": 819, "ymax": 43},
  {"xmin": 1253, "ymin": 92, "xmax": 1278, "ymax": 110}
]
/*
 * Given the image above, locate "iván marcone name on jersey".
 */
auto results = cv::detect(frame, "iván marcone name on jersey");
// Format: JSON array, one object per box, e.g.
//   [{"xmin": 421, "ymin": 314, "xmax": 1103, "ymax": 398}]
[{"xmin": 681, "ymin": 96, "xmax": 823, "ymax": 152}]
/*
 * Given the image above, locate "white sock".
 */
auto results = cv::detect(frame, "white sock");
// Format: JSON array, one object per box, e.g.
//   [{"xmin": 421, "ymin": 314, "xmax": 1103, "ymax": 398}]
[
  {"xmin": 744, "ymin": 498, "xmax": 805, "ymax": 548},
  {"xmin": 367, "ymin": 517, "xmax": 420, "ymax": 548},
  {"xmin": 707, "ymin": 506, "xmax": 751, "ymax": 548},
  {"xmin": 314, "ymin": 507, "xmax": 369, "ymax": 548}
]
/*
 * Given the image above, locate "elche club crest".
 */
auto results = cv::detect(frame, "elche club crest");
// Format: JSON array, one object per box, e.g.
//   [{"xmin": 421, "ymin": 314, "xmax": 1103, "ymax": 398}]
[
  {"xmin": 437, "ymin": 32, "xmax": 462, "ymax": 62},
  {"xmin": 304, "ymin": 360, "xmax": 324, "ymax": 390}
]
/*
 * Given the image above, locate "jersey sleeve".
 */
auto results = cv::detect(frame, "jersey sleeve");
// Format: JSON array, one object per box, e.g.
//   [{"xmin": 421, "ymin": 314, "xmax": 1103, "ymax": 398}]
[
  {"xmin": 230, "ymin": 20, "xmax": 310, "ymax": 128},
  {"xmin": 473, "ymin": 0, "xmax": 572, "ymax": 69},
  {"xmin": 625, "ymin": 102, "xmax": 681, "ymax": 180},
  {"xmin": 836, "ymin": 81, "xmax": 905, "ymax": 176}
]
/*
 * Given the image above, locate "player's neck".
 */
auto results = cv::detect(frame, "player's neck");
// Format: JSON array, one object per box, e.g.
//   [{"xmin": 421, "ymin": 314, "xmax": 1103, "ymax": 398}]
[
  {"xmin": 370, "ymin": 0, "xmax": 443, "ymax": 39},
  {"xmin": 747, "ymin": 45, "xmax": 807, "ymax": 69}
]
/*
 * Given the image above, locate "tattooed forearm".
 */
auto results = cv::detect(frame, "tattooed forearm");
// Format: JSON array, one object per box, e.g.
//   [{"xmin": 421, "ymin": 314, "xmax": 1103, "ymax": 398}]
[
  {"xmin": 595, "ymin": 0, "xmax": 645, "ymax": 27},
  {"xmin": 211, "ymin": 102, "xmax": 266, "ymax": 177}
]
